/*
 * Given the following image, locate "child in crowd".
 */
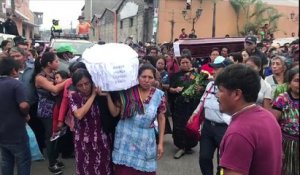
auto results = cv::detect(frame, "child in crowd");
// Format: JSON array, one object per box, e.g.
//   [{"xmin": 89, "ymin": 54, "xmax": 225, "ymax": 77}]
[{"xmin": 52, "ymin": 70, "xmax": 69, "ymax": 134}]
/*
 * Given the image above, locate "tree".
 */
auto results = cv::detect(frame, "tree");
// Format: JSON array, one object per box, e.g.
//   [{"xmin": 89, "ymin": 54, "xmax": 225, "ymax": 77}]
[
  {"xmin": 245, "ymin": 1, "xmax": 282, "ymax": 36},
  {"xmin": 265, "ymin": 8, "xmax": 282, "ymax": 34},
  {"xmin": 230, "ymin": 0, "xmax": 282, "ymax": 36},
  {"xmin": 230, "ymin": 0, "xmax": 246, "ymax": 36}
]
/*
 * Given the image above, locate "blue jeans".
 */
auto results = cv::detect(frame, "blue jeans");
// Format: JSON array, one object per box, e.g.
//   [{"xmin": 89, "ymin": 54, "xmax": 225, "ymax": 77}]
[{"xmin": 0, "ymin": 142, "xmax": 31, "ymax": 175}]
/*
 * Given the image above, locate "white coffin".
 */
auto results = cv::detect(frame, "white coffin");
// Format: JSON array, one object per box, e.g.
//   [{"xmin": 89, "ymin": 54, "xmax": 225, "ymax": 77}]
[{"xmin": 82, "ymin": 43, "xmax": 139, "ymax": 91}]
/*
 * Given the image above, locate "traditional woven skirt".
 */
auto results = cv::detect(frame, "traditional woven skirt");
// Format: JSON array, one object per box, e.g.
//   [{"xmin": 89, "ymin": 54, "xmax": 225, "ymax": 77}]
[{"xmin": 282, "ymin": 133, "xmax": 299, "ymax": 175}]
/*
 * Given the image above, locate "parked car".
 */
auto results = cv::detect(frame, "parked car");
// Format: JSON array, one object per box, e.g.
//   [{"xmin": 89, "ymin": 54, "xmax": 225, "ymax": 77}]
[
  {"xmin": 34, "ymin": 40, "xmax": 50, "ymax": 47},
  {"xmin": 50, "ymin": 38, "xmax": 94, "ymax": 56}
]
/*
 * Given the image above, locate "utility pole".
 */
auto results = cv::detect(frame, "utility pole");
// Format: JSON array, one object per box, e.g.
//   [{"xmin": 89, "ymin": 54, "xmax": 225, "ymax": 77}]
[
  {"xmin": 11, "ymin": 0, "xmax": 15, "ymax": 15},
  {"xmin": 169, "ymin": 9, "xmax": 175, "ymax": 42},
  {"xmin": 136, "ymin": 15, "xmax": 139, "ymax": 42},
  {"xmin": 90, "ymin": 0, "xmax": 93, "ymax": 21},
  {"xmin": 70, "ymin": 21, "xmax": 73, "ymax": 33}
]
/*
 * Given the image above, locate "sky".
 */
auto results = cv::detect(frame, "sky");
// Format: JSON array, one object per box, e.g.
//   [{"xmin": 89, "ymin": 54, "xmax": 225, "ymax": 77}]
[{"xmin": 29, "ymin": 0, "xmax": 85, "ymax": 30}]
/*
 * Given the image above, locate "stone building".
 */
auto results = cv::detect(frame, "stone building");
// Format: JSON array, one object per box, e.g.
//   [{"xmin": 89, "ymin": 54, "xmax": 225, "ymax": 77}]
[
  {"xmin": 119, "ymin": 1, "xmax": 143, "ymax": 43},
  {"xmin": 85, "ymin": 0, "xmax": 157, "ymax": 43},
  {"xmin": 33, "ymin": 12, "xmax": 43, "ymax": 39},
  {"xmin": 97, "ymin": 8, "xmax": 116, "ymax": 43},
  {"xmin": 117, "ymin": 0, "xmax": 155, "ymax": 43},
  {"xmin": 83, "ymin": 0, "xmax": 121, "ymax": 41}
]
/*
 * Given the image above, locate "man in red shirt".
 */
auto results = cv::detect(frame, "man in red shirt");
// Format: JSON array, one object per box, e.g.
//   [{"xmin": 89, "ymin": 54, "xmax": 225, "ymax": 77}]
[
  {"xmin": 179, "ymin": 28, "xmax": 188, "ymax": 39},
  {"xmin": 76, "ymin": 16, "xmax": 93, "ymax": 39},
  {"xmin": 215, "ymin": 64, "xmax": 282, "ymax": 175},
  {"xmin": 201, "ymin": 48, "xmax": 220, "ymax": 78}
]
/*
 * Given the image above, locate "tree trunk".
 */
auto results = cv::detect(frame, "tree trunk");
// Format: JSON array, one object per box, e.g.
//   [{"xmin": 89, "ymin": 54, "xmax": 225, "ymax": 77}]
[
  {"xmin": 212, "ymin": 2, "xmax": 216, "ymax": 37},
  {"xmin": 169, "ymin": 9, "xmax": 175, "ymax": 42},
  {"xmin": 236, "ymin": 15, "xmax": 240, "ymax": 36},
  {"xmin": 170, "ymin": 20, "xmax": 175, "ymax": 42}
]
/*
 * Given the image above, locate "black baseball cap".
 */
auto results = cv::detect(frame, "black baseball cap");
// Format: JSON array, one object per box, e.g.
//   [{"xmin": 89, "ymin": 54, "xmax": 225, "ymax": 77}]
[
  {"xmin": 13, "ymin": 36, "xmax": 27, "ymax": 46},
  {"xmin": 245, "ymin": 36, "xmax": 257, "ymax": 44}
]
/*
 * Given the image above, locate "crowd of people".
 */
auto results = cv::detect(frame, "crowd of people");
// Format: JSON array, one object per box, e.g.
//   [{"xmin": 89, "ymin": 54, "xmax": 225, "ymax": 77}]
[{"xmin": 0, "ymin": 32, "xmax": 299, "ymax": 175}]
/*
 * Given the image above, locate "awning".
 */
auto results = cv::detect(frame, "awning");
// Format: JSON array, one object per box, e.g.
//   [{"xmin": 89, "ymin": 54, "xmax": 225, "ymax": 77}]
[
  {"xmin": 22, "ymin": 20, "xmax": 39, "ymax": 27},
  {"xmin": 15, "ymin": 9, "xmax": 29, "ymax": 20}
]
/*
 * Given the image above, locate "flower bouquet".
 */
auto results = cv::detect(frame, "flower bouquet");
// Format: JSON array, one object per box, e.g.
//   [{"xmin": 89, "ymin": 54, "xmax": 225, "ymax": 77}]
[{"xmin": 182, "ymin": 71, "xmax": 209, "ymax": 100}]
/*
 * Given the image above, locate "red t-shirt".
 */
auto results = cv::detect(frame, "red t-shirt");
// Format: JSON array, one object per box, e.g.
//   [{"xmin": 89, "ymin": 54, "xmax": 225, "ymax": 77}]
[
  {"xmin": 201, "ymin": 63, "xmax": 213, "ymax": 75},
  {"xmin": 78, "ymin": 22, "xmax": 91, "ymax": 34},
  {"xmin": 166, "ymin": 57, "xmax": 180, "ymax": 78},
  {"xmin": 179, "ymin": 33, "xmax": 188, "ymax": 39},
  {"xmin": 220, "ymin": 106, "xmax": 282, "ymax": 175}
]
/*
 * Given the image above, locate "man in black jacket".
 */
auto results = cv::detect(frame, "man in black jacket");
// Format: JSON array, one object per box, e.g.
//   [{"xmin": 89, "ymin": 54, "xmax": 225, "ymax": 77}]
[
  {"xmin": 188, "ymin": 29, "xmax": 197, "ymax": 38},
  {"xmin": 0, "ymin": 19, "xmax": 4, "ymax": 33},
  {"xmin": 244, "ymin": 36, "xmax": 268, "ymax": 66},
  {"xmin": 3, "ymin": 13, "xmax": 19, "ymax": 36},
  {"xmin": 244, "ymin": 35, "xmax": 268, "ymax": 77}
]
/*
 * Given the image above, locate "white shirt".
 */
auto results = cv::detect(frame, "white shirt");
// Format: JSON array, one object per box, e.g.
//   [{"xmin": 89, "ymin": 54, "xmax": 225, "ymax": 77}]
[
  {"xmin": 193, "ymin": 81, "xmax": 231, "ymax": 125},
  {"xmin": 256, "ymin": 78, "xmax": 272, "ymax": 106},
  {"xmin": 265, "ymin": 75, "xmax": 277, "ymax": 98}
]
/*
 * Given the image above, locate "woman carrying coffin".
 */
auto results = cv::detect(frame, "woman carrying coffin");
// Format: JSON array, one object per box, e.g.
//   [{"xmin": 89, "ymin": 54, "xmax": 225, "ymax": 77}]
[
  {"xmin": 68, "ymin": 69, "xmax": 114, "ymax": 175},
  {"xmin": 100, "ymin": 64, "xmax": 166, "ymax": 175}
]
